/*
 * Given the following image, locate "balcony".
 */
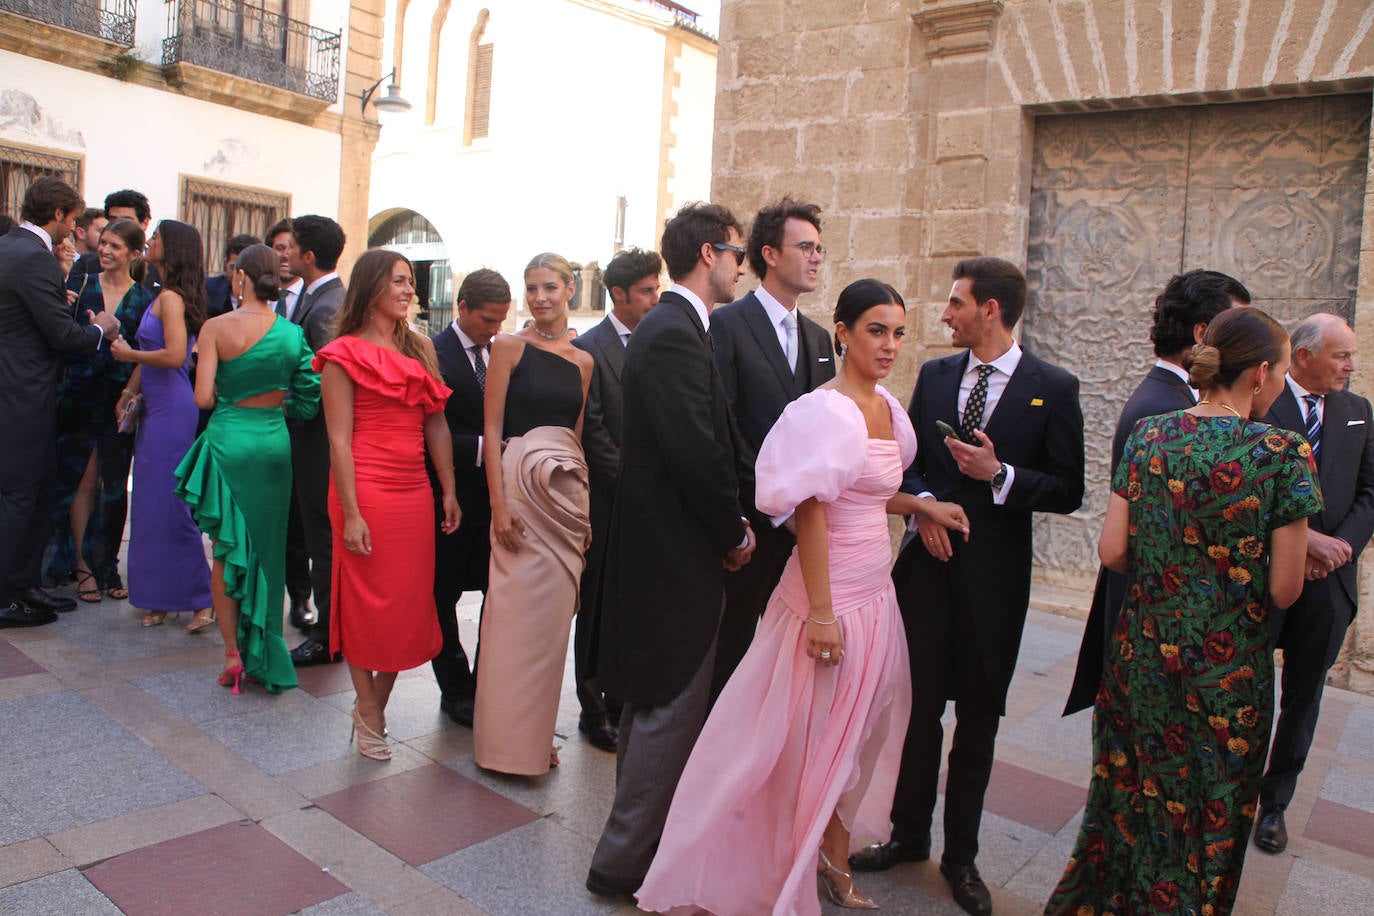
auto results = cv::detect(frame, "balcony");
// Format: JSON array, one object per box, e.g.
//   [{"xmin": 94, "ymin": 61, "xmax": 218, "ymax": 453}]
[
  {"xmin": 0, "ymin": 0, "xmax": 135, "ymax": 46},
  {"xmin": 161, "ymin": 0, "xmax": 340, "ymax": 105}
]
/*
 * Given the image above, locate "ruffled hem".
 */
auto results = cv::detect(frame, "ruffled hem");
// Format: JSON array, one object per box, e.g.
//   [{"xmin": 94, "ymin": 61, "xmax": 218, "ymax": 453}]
[
  {"xmin": 313, "ymin": 336, "xmax": 450, "ymax": 412},
  {"xmin": 174, "ymin": 437, "xmax": 297, "ymax": 694}
]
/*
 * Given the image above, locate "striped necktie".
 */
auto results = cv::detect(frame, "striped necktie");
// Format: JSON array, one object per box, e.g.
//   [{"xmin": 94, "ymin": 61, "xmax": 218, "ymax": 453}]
[{"xmin": 1303, "ymin": 394, "xmax": 1322, "ymax": 456}]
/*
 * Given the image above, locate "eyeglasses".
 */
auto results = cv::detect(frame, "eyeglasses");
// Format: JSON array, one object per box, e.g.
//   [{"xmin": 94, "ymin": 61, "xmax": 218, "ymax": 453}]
[
  {"xmin": 786, "ymin": 241, "xmax": 825, "ymax": 259},
  {"xmin": 711, "ymin": 242, "xmax": 746, "ymax": 266}
]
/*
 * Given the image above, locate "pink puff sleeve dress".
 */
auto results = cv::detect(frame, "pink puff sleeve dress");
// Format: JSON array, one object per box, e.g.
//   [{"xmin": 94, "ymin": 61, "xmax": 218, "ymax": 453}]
[{"xmin": 636, "ymin": 386, "xmax": 917, "ymax": 916}]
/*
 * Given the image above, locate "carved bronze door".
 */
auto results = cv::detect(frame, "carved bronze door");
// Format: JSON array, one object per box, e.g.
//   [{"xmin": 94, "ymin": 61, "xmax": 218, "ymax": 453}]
[{"xmin": 1023, "ymin": 94, "xmax": 1370, "ymax": 591}]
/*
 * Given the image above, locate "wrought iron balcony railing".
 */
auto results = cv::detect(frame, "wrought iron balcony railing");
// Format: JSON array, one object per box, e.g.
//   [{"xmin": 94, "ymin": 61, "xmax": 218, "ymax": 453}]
[
  {"xmin": 162, "ymin": 0, "xmax": 340, "ymax": 104},
  {"xmin": 0, "ymin": 0, "xmax": 135, "ymax": 46}
]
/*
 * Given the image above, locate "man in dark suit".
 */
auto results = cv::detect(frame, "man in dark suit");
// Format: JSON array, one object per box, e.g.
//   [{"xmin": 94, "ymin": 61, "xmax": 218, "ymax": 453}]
[
  {"xmin": 707, "ymin": 197, "xmax": 836, "ymax": 701},
  {"xmin": 1063, "ymin": 269, "xmax": 1249, "ymax": 714},
  {"xmin": 571, "ymin": 247, "xmax": 662, "ymax": 752},
  {"xmin": 1, "ymin": 178, "xmax": 119, "ymax": 627},
  {"xmin": 587, "ymin": 203, "xmax": 755, "ymax": 899},
  {"xmin": 430, "ymin": 268, "xmax": 511, "ymax": 728},
  {"xmin": 285, "ymin": 215, "xmax": 346, "ymax": 666},
  {"xmin": 204, "ymin": 233, "xmax": 261, "ymax": 318},
  {"xmin": 851, "ymin": 257, "xmax": 1085, "ymax": 916},
  {"xmin": 1253, "ymin": 313, "xmax": 1374, "ymax": 854}
]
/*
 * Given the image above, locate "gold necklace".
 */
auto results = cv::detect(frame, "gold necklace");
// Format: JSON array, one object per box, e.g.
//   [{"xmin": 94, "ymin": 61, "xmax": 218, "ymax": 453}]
[{"xmin": 1197, "ymin": 399, "xmax": 1242, "ymax": 418}]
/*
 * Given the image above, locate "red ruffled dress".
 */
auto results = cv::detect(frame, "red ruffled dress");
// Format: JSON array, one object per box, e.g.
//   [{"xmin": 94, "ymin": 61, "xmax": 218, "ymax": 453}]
[{"xmin": 313, "ymin": 337, "xmax": 451, "ymax": 672}]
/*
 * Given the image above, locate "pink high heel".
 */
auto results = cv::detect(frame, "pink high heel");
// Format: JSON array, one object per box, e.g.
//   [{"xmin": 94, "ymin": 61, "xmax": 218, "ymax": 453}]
[{"xmin": 218, "ymin": 650, "xmax": 245, "ymax": 694}]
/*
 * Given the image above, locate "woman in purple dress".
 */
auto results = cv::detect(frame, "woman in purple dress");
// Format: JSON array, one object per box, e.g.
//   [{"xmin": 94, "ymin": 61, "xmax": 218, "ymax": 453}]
[{"xmin": 111, "ymin": 220, "xmax": 212, "ymax": 627}]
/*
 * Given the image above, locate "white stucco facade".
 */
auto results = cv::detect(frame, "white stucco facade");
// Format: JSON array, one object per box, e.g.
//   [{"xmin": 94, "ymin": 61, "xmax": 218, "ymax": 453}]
[{"xmin": 368, "ymin": 0, "xmax": 718, "ymax": 327}]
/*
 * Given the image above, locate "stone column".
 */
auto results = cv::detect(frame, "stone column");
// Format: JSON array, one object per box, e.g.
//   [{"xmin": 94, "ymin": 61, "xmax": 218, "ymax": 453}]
[{"xmin": 337, "ymin": 0, "xmax": 386, "ymax": 278}]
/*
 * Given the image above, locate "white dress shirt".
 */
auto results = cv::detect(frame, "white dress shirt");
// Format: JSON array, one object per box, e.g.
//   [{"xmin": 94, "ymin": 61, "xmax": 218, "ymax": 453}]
[
  {"xmin": 1155, "ymin": 358, "xmax": 1198, "ymax": 401},
  {"xmin": 607, "ymin": 310, "xmax": 632, "ymax": 347},
  {"xmin": 753, "ymin": 285, "xmax": 796, "ymax": 359},
  {"xmin": 1286, "ymin": 375, "xmax": 1323, "ymax": 424},
  {"xmin": 448, "ymin": 318, "xmax": 488, "ymax": 466},
  {"xmin": 280, "ymin": 277, "xmax": 304, "ymax": 319},
  {"xmin": 668, "ymin": 283, "xmax": 711, "ymax": 331},
  {"xmin": 305, "ymin": 271, "xmax": 339, "ymax": 299}
]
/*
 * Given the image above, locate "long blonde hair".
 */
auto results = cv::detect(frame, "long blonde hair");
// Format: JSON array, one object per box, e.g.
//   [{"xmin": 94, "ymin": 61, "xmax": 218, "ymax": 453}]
[{"xmin": 334, "ymin": 248, "xmax": 440, "ymax": 378}]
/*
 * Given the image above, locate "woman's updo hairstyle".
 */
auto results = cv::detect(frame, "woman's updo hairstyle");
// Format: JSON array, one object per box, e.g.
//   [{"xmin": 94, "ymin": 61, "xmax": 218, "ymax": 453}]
[
  {"xmin": 833, "ymin": 278, "xmax": 905, "ymax": 352},
  {"xmin": 234, "ymin": 244, "xmax": 281, "ymax": 303},
  {"xmin": 524, "ymin": 251, "xmax": 575, "ymax": 287},
  {"xmin": 1183, "ymin": 306, "xmax": 1287, "ymax": 391}
]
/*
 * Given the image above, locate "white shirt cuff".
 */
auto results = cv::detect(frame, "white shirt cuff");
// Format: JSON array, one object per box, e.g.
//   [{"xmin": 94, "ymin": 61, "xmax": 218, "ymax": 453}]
[
  {"xmin": 905, "ymin": 492, "xmax": 936, "ymax": 533},
  {"xmin": 475, "ymin": 435, "xmax": 483, "ymax": 467},
  {"xmin": 736, "ymin": 517, "xmax": 750, "ymax": 551},
  {"xmin": 990, "ymin": 465, "xmax": 1015, "ymax": 505},
  {"xmin": 770, "ymin": 509, "xmax": 793, "ymax": 528}
]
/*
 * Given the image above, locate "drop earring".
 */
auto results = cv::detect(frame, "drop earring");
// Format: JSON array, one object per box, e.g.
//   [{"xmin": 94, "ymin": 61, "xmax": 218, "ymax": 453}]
[{"xmin": 1253, "ymin": 385, "xmax": 1261, "ymax": 395}]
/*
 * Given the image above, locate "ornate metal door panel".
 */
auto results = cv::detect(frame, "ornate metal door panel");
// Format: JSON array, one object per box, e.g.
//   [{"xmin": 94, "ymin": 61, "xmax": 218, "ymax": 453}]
[{"xmin": 1023, "ymin": 95, "xmax": 1371, "ymax": 591}]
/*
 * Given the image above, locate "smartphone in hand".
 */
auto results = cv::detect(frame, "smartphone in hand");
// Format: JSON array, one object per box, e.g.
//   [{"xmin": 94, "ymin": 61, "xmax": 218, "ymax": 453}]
[{"xmin": 935, "ymin": 419, "xmax": 959, "ymax": 440}]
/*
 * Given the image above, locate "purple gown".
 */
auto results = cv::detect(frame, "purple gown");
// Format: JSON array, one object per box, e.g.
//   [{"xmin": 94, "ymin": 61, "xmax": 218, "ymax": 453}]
[{"xmin": 128, "ymin": 303, "xmax": 211, "ymax": 612}]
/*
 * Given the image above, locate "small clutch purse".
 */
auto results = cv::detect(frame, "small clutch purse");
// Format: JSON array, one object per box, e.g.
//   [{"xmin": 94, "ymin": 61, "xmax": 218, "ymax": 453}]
[{"xmin": 117, "ymin": 393, "xmax": 144, "ymax": 434}]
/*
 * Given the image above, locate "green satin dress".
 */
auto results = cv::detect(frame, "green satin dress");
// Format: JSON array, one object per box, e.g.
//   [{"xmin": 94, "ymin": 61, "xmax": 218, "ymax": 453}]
[{"xmin": 175, "ymin": 318, "xmax": 320, "ymax": 693}]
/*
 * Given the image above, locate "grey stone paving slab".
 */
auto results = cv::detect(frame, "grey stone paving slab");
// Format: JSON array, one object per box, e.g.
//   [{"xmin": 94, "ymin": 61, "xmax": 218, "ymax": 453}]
[
  {"xmin": 0, "ymin": 867, "xmax": 120, "ymax": 915},
  {"xmin": 1001, "ymin": 813, "xmax": 1079, "ymax": 905},
  {"xmin": 133, "ymin": 664, "xmax": 316, "ymax": 725},
  {"xmin": 1001, "ymin": 696, "xmax": 1095, "ymax": 768},
  {"xmin": 320, "ymin": 675, "xmax": 446, "ymax": 742},
  {"xmin": 1318, "ymin": 764, "xmax": 1374, "ymax": 815},
  {"xmin": 48, "ymin": 605, "xmax": 203, "ymax": 664},
  {"xmin": 966, "ymin": 809, "xmax": 1055, "ymax": 888},
  {"xmin": 1277, "ymin": 858, "xmax": 1374, "ymax": 915},
  {"xmin": 1014, "ymin": 622, "xmax": 1083, "ymax": 675},
  {"xmin": 0, "ymin": 796, "xmax": 37, "ymax": 847},
  {"xmin": 297, "ymin": 891, "xmax": 389, "ymax": 915},
  {"xmin": 196, "ymin": 697, "xmax": 355, "ymax": 776},
  {"xmin": 421, "ymin": 817, "xmax": 619, "ymax": 916},
  {"xmin": 1336, "ymin": 705, "xmax": 1374, "ymax": 761},
  {"xmin": 0, "ymin": 691, "xmax": 129, "ymax": 759}
]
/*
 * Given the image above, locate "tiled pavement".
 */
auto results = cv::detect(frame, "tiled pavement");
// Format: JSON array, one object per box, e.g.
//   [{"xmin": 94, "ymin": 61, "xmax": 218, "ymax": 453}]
[{"xmin": 3, "ymin": 590, "xmax": 1374, "ymax": 915}]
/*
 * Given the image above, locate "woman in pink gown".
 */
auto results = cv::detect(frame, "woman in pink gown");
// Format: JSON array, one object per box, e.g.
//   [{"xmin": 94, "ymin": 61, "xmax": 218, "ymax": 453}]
[{"xmin": 637, "ymin": 280, "xmax": 972, "ymax": 915}]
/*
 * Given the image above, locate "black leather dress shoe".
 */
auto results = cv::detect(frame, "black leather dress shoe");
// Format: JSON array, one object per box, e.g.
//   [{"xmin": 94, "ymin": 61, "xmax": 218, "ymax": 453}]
[
  {"xmin": 848, "ymin": 836, "xmax": 932, "ymax": 872},
  {"xmin": 585, "ymin": 867, "xmax": 637, "ymax": 900},
  {"xmin": 0, "ymin": 601, "xmax": 57, "ymax": 629},
  {"xmin": 288, "ymin": 601, "xmax": 316, "ymax": 631},
  {"xmin": 1254, "ymin": 805, "xmax": 1288, "ymax": 854},
  {"xmin": 941, "ymin": 861, "xmax": 993, "ymax": 915},
  {"xmin": 578, "ymin": 716, "xmax": 618, "ymax": 752},
  {"xmin": 440, "ymin": 695, "xmax": 474, "ymax": 728},
  {"xmin": 17, "ymin": 587, "xmax": 77, "ymax": 613},
  {"xmin": 289, "ymin": 639, "xmax": 339, "ymax": 666}
]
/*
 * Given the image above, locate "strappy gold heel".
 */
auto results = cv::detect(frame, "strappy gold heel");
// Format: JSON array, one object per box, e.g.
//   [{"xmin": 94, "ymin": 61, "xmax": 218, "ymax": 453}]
[{"xmin": 818, "ymin": 849, "xmax": 879, "ymax": 909}]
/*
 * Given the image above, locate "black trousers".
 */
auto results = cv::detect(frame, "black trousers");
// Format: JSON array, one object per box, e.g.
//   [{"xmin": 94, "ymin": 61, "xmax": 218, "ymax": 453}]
[
  {"xmin": 431, "ymin": 558, "xmax": 480, "ymax": 703},
  {"xmin": 1261, "ymin": 580, "xmax": 1354, "ymax": 809},
  {"xmin": 708, "ymin": 520, "xmax": 794, "ymax": 704},
  {"xmin": 1, "ymin": 462, "xmax": 58, "ymax": 605},
  {"xmin": 574, "ymin": 522, "xmax": 621, "ymax": 724},
  {"xmin": 290, "ymin": 419, "xmax": 331, "ymax": 645},
  {"xmin": 284, "ymin": 486, "xmax": 312, "ymax": 605}
]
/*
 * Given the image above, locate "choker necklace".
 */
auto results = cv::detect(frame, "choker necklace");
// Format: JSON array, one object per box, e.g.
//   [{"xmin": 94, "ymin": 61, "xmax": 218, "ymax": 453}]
[
  {"xmin": 1197, "ymin": 399, "xmax": 1243, "ymax": 419},
  {"xmin": 533, "ymin": 325, "xmax": 568, "ymax": 340}
]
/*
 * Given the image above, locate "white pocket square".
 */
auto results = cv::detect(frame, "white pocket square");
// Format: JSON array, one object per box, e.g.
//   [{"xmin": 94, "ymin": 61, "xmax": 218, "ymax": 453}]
[
  {"xmin": 818, "ymin": 357, "xmax": 831, "ymax": 363},
  {"xmin": 1348, "ymin": 419, "xmax": 1365, "ymax": 426}
]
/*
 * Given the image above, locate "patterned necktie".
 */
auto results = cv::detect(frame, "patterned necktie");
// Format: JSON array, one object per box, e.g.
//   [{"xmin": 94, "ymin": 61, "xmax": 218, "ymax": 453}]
[
  {"xmin": 471, "ymin": 344, "xmax": 487, "ymax": 391},
  {"xmin": 275, "ymin": 289, "xmax": 288, "ymax": 318},
  {"xmin": 782, "ymin": 310, "xmax": 798, "ymax": 373},
  {"xmin": 961, "ymin": 364, "xmax": 996, "ymax": 442},
  {"xmin": 1304, "ymin": 393, "xmax": 1322, "ymax": 456}
]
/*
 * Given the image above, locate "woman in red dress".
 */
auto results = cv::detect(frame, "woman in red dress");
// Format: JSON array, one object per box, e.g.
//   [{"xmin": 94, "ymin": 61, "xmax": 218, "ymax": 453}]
[{"xmin": 315, "ymin": 249, "xmax": 461, "ymax": 761}]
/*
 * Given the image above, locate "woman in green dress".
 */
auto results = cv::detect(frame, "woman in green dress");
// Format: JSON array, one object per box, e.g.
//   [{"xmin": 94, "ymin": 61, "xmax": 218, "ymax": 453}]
[
  {"xmin": 1047, "ymin": 307, "xmax": 1321, "ymax": 916},
  {"xmin": 175, "ymin": 245, "xmax": 320, "ymax": 693}
]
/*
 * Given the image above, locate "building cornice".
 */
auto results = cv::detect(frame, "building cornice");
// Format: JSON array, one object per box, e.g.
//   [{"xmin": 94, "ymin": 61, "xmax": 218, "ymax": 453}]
[{"xmin": 910, "ymin": 0, "xmax": 1004, "ymax": 59}]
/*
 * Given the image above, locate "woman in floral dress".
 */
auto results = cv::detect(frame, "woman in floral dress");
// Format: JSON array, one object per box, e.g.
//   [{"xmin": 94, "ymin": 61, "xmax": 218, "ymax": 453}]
[{"xmin": 1047, "ymin": 307, "xmax": 1321, "ymax": 915}]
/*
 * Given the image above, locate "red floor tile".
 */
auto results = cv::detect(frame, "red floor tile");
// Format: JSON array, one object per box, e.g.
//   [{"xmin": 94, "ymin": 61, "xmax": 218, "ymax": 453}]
[
  {"xmin": 983, "ymin": 760, "xmax": 1088, "ymax": 835},
  {"xmin": 293, "ymin": 661, "xmax": 356, "ymax": 697},
  {"xmin": 83, "ymin": 820, "xmax": 345, "ymax": 916},
  {"xmin": 1303, "ymin": 798, "xmax": 1374, "ymax": 860},
  {"xmin": 313, "ymin": 763, "xmax": 539, "ymax": 865},
  {"xmin": 0, "ymin": 637, "xmax": 45, "ymax": 680}
]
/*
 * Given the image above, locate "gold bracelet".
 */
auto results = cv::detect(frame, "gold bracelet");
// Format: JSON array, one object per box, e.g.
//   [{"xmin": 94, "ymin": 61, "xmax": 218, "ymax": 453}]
[{"xmin": 807, "ymin": 615, "xmax": 837, "ymax": 626}]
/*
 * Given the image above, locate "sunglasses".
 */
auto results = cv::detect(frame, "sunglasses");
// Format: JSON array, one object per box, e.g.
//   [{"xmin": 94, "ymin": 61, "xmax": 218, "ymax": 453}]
[{"xmin": 711, "ymin": 242, "xmax": 746, "ymax": 266}]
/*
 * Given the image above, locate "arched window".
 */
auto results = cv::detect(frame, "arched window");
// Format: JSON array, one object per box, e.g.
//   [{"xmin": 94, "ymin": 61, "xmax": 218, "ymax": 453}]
[
  {"xmin": 464, "ymin": 9, "xmax": 492, "ymax": 144},
  {"xmin": 369, "ymin": 210, "xmax": 453, "ymax": 332},
  {"xmin": 426, "ymin": 0, "xmax": 452, "ymax": 125}
]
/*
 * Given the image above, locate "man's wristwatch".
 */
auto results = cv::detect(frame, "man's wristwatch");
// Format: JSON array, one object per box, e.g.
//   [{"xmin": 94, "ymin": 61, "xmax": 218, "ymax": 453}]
[{"xmin": 990, "ymin": 463, "xmax": 1008, "ymax": 490}]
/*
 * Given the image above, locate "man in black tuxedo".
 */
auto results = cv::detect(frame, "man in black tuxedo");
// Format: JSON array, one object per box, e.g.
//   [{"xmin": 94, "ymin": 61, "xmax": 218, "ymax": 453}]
[
  {"xmin": 1063, "ymin": 269, "xmax": 1249, "ymax": 714},
  {"xmin": 851, "ymin": 257, "xmax": 1085, "ymax": 916},
  {"xmin": 286, "ymin": 215, "xmax": 346, "ymax": 666},
  {"xmin": 587, "ymin": 203, "xmax": 755, "ymax": 899},
  {"xmin": 0, "ymin": 178, "xmax": 119, "ymax": 627},
  {"xmin": 707, "ymin": 197, "xmax": 836, "ymax": 701},
  {"xmin": 571, "ymin": 247, "xmax": 662, "ymax": 752},
  {"xmin": 204, "ymin": 233, "xmax": 261, "ymax": 318},
  {"xmin": 430, "ymin": 268, "xmax": 511, "ymax": 728},
  {"xmin": 1253, "ymin": 313, "xmax": 1374, "ymax": 854}
]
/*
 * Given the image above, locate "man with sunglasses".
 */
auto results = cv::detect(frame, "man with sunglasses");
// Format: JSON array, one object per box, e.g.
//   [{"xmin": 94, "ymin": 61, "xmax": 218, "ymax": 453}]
[{"xmin": 706, "ymin": 197, "xmax": 836, "ymax": 703}]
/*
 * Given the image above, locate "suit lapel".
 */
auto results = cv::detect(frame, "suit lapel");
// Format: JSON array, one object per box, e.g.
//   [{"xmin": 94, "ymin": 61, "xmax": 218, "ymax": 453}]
[
  {"xmin": 1318, "ymin": 391, "xmax": 1347, "ymax": 482},
  {"xmin": 595, "ymin": 318, "xmax": 625, "ymax": 382},
  {"xmin": 1147, "ymin": 365, "xmax": 1195, "ymax": 405},
  {"xmin": 1267, "ymin": 387, "xmax": 1304, "ymax": 436},
  {"xmin": 740, "ymin": 293, "xmax": 797, "ymax": 394},
  {"xmin": 982, "ymin": 352, "xmax": 1043, "ymax": 445}
]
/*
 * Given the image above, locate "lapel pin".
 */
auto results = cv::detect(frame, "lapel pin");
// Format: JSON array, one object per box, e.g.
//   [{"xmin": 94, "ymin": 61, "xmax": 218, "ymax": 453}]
[{"xmin": 1030, "ymin": 398, "xmax": 1044, "ymax": 407}]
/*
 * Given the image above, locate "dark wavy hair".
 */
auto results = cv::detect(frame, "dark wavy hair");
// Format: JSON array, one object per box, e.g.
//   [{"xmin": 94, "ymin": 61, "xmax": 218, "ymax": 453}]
[
  {"xmin": 660, "ymin": 202, "xmax": 742, "ymax": 281},
  {"xmin": 154, "ymin": 219, "xmax": 207, "ymax": 336},
  {"xmin": 747, "ymin": 197, "xmax": 821, "ymax": 280},
  {"xmin": 335, "ymin": 248, "xmax": 439, "ymax": 379},
  {"xmin": 833, "ymin": 279, "xmax": 905, "ymax": 352},
  {"xmin": 952, "ymin": 257, "xmax": 1026, "ymax": 329},
  {"xmin": 1150, "ymin": 269, "xmax": 1250, "ymax": 358},
  {"xmin": 101, "ymin": 217, "xmax": 146, "ymax": 286}
]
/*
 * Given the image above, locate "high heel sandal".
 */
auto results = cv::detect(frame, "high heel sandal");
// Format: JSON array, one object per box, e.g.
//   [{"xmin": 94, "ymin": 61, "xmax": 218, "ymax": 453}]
[
  {"xmin": 186, "ymin": 608, "xmax": 216, "ymax": 633},
  {"xmin": 141, "ymin": 612, "xmax": 167, "ymax": 628},
  {"xmin": 217, "ymin": 650, "xmax": 245, "ymax": 694},
  {"xmin": 350, "ymin": 704, "xmax": 392, "ymax": 761},
  {"xmin": 76, "ymin": 570, "xmax": 101, "ymax": 603},
  {"xmin": 818, "ymin": 849, "xmax": 879, "ymax": 909}
]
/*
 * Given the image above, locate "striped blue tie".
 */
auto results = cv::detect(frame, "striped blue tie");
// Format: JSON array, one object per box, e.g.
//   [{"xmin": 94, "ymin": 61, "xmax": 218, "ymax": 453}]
[{"xmin": 1303, "ymin": 394, "xmax": 1322, "ymax": 456}]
